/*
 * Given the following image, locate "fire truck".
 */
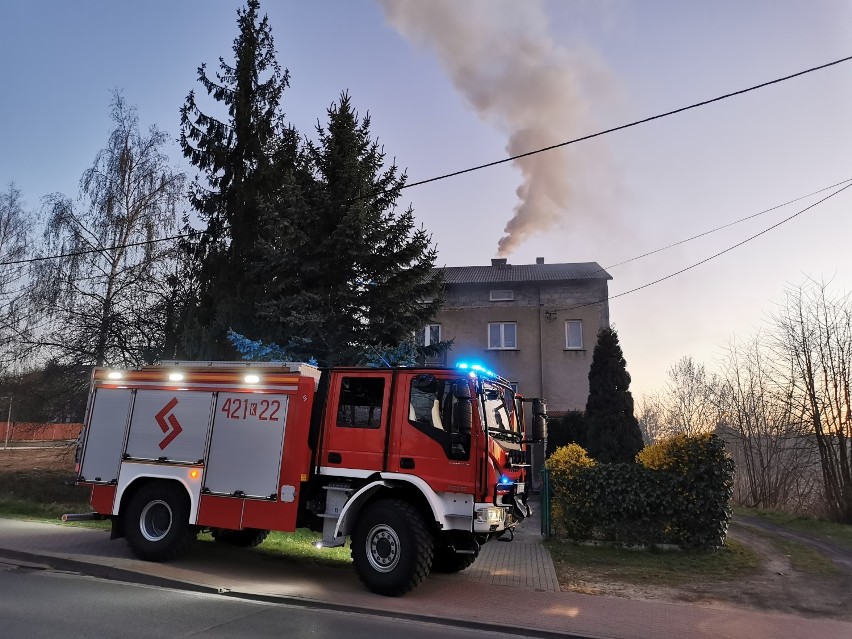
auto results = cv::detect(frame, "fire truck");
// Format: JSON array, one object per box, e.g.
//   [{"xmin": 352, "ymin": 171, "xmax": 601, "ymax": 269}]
[{"xmin": 71, "ymin": 360, "xmax": 547, "ymax": 596}]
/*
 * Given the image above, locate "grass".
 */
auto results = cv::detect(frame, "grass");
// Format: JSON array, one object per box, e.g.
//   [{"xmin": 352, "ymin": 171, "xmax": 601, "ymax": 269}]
[
  {"xmin": 734, "ymin": 506, "xmax": 852, "ymax": 550},
  {"xmin": 546, "ymin": 538, "xmax": 761, "ymax": 588},
  {"xmin": 198, "ymin": 529, "xmax": 352, "ymax": 568}
]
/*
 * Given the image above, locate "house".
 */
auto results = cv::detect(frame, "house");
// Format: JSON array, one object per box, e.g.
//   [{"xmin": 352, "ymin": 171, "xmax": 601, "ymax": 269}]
[{"xmin": 426, "ymin": 257, "xmax": 612, "ymax": 418}]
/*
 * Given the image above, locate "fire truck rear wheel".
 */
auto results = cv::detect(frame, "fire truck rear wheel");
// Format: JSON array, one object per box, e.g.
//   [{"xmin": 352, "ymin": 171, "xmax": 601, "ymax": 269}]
[
  {"xmin": 351, "ymin": 499, "xmax": 434, "ymax": 596},
  {"xmin": 124, "ymin": 482, "xmax": 196, "ymax": 562},
  {"xmin": 211, "ymin": 528, "xmax": 269, "ymax": 548}
]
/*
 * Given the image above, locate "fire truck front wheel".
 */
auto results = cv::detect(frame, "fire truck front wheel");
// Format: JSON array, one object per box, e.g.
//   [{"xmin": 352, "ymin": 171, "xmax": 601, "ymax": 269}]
[
  {"xmin": 351, "ymin": 499, "xmax": 434, "ymax": 596},
  {"xmin": 124, "ymin": 482, "xmax": 196, "ymax": 562}
]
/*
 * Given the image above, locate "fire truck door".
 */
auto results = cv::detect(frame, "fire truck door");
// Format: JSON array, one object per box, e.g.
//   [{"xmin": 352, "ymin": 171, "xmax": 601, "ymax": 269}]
[
  {"xmin": 125, "ymin": 390, "xmax": 213, "ymax": 462},
  {"xmin": 320, "ymin": 372, "xmax": 391, "ymax": 472},
  {"xmin": 389, "ymin": 374, "xmax": 477, "ymax": 494},
  {"xmin": 79, "ymin": 388, "xmax": 133, "ymax": 484},
  {"xmin": 204, "ymin": 392, "xmax": 289, "ymax": 498}
]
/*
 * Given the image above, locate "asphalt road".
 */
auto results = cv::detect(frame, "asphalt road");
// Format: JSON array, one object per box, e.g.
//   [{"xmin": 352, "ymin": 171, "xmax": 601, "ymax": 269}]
[{"xmin": 0, "ymin": 560, "xmax": 529, "ymax": 639}]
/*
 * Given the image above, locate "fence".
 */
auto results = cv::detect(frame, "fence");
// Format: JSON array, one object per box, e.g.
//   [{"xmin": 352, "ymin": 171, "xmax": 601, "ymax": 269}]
[{"xmin": 3, "ymin": 422, "xmax": 83, "ymax": 443}]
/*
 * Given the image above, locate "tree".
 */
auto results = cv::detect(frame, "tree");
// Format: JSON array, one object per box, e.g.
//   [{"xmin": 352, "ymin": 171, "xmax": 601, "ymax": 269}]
[
  {"xmin": 772, "ymin": 279, "xmax": 852, "ymax": 523},
  {"xmin": 255, "ymin": 92, "xmax": 442, "ymax": 366},
  {"xmin": 661, "ymin": 356, "xmax": 721, "ymax": 437},
  {"xmin": 717, "ymin": 334, "xmax": 819, "ymax": 511},
  {"xmin": 29, "ymin": 93, "xmax": 185, "ymax": 367},
  {"xmin": 179, "ymin": 0, "xmax": 297, "ymax": 358},
  {"xmin": 584, "ymin": 327, "xmax": 644, "ymax": 463},
  {"xmin": 0, "ymin": 183, "xmax": 32, "ymax": 369}
]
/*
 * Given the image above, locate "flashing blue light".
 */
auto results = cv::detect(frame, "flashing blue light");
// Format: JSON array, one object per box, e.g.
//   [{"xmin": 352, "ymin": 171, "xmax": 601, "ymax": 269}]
[
  {"xmin": 456, "ymin": 362, "xmax": 497, "ymax": 378},
  {"xmin": 500, "ymin": 475, "xmax": 512, "ymax": 485}
]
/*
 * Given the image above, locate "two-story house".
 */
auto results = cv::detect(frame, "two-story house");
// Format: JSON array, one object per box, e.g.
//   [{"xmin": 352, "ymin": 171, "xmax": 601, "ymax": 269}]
[{"xmin": 425, "ymin": 257, "xmax": 612, "ymax": 418}]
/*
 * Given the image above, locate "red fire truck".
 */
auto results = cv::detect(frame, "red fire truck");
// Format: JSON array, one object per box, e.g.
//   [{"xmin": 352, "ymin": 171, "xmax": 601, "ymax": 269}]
[{"xmin": 71, "ymin": 360, "xmax": 547, "ymax": 595}]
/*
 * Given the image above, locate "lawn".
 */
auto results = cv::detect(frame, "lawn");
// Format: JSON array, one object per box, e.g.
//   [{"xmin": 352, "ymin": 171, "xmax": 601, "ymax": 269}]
[{"xmin": 734, "ymin": 505, "xmax": 852, "ymax": 549}]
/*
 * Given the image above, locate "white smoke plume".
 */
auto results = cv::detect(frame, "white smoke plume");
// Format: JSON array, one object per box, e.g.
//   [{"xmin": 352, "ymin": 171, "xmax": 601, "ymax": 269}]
[{"xmin": 377, "ymin": 0, "xmax": 616, "ymax": 256}]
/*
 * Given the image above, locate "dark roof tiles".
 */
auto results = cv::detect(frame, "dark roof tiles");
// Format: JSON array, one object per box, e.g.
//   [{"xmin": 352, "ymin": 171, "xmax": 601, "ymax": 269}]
[{"xmin": 438, "ymin": 262, "xmax": 612, "ymax": 284}]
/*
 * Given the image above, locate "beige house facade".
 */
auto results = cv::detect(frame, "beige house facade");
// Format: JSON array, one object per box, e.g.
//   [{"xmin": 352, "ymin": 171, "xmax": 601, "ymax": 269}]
[{"xmin": 426, "ymin": 258, "xmax": 611, "ymax": 416}]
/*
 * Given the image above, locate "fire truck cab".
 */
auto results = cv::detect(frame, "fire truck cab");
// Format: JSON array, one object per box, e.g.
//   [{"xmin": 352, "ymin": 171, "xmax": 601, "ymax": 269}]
[{"xmin": 74, "ymin": 361, "xmax": 547, "ymax": 596}]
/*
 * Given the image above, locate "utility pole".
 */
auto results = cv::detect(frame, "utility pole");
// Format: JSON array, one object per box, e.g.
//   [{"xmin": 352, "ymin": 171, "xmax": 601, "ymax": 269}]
[{"xmin": 2, "ymin": 396, "xmax": 12, "ymax": 450}]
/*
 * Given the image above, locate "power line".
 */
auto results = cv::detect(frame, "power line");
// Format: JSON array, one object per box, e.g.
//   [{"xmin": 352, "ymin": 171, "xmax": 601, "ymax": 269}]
[
  {"xmin": 598, "ymin": 177, "xmax": 852, "ymax": 275},
  {"xmin": 6, "ymin": 53, "xmax": 852, "ymax": 269},
  {"xmin": 402, "ymin": 54, "xmax": 852, "ymax": 190},
  {"xmin": 549, "ymin": 181, "xmax": 852, "ymax": 313}
]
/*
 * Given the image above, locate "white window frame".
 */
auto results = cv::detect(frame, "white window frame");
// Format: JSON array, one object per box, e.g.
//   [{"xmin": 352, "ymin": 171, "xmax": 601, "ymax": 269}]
[
  {"xmin": 423, "ymin": 323, "xmax": 441, "ymax": 347},
  {"xmin": 489, "ymin": 289, "xmax": 514, "ymax": 301},
  {"xmin": 565, "ymin": 320, "xmax": 583, "ymax": 350},
  {"xmin": 488, "ymin": 322, "xmax": 517, "ymax": 350}
]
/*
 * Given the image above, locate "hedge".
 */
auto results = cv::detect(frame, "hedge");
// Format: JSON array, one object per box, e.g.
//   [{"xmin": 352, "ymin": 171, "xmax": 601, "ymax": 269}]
[{"xmin": 547, "ymin": 434, "xmax": 734, "ymax": 550}]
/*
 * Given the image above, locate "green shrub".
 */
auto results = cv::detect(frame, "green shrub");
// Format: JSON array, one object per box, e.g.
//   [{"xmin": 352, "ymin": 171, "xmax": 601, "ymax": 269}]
[{"xmin": 549, "ymin": 434, "xmax": 734, "ymax": 550}]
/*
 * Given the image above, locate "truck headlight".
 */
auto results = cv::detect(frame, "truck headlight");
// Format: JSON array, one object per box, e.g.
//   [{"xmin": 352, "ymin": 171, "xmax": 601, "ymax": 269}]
[{"xmin": 475, "ymin": 506, "xmax": 506, "ymax": 525}]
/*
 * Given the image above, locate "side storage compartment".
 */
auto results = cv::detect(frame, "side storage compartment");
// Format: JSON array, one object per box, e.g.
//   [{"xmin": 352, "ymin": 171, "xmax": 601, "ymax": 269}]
[{"xmin": 79, "ymin": 389, "xmax": 133, "ymax": 484}]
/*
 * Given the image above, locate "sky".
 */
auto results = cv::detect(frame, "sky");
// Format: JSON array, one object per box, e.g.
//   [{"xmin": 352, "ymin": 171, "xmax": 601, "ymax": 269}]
[{"xmin": 1, "ymin": 0, "xmax": 851, "ymax": 396}]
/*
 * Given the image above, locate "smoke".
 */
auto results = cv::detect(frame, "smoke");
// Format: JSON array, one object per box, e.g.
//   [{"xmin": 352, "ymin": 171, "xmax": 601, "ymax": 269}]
[{"xmin": 377, "ymin": 0, "xmax": 617, "ymax": 256}]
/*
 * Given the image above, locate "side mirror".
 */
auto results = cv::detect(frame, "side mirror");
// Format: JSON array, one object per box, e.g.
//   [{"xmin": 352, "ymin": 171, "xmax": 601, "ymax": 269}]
[{"xmin": 532, "ymin": 398, "xmax": 547, "ymax": 417}]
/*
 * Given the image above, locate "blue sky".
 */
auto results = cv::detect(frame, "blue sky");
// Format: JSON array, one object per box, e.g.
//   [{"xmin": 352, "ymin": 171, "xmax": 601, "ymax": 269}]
[{"xmin": 2, "ymin": 0, "xmax": 851, "ymax": 395}]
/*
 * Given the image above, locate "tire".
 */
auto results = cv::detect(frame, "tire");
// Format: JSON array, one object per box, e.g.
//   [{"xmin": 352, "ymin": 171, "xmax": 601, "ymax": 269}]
[
  {"xmin": 212, "ymin": 528, "xmax": 269, "ymax": 548},
  {"xmin": 431, "ymin": 546, "xmax": 478, "ymax": 573},
  {"xmin": 124, "ymin": 482, "xmax": 196, "ymax": 562},
  {"xmin": 351, "ymin": 499, "xmax": 434, "ymax": 596}
]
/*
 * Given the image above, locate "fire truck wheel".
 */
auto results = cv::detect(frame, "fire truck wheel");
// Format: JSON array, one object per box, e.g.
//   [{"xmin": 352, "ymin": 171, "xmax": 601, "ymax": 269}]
[
  {"xmin": 431, "ymin": 546, "xmax": 478, "ymax": 573},
  {"xmin": 124, "ymin": 482, "xmax": 196, "ymax": 562},
  {"xmin": 351, "ymin": 499, "xmax": 434, "ymax": 596},
  {"xmin": 211, "ymin": 528, "xmax": 270, "ymax": 548}
]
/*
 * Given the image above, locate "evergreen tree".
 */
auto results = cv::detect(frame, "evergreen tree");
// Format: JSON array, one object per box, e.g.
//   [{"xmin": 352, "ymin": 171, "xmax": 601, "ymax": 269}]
[
  {"xmin": 584, "ymin": 327, "xmax": 644, "ymax": 463},
  {"xmin": 178, "ymin": 0, "xmax": 298, "ymax": 358},
  {"xmin": 256, "ymin": 92, "xmax": 442, "ymax": 366}
]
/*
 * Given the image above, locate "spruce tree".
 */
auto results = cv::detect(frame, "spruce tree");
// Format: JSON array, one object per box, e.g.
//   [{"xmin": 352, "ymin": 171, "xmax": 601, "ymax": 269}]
[
  {"xmin": 178, "ymin": 0, "xmax": 297, "ymax": 358},
  {"xmin": 256, "ymin": 92, "xmax": 442, "ymax": 366},
  {"xmin": 584, "ymin": 327, "xmax": 644, "ymax": 463}
]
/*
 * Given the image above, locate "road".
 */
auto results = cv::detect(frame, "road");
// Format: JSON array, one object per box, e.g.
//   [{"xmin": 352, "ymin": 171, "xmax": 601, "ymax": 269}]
[{"xmin": 0, "ymin": 559, "xmax": 532, "ymax": 639}]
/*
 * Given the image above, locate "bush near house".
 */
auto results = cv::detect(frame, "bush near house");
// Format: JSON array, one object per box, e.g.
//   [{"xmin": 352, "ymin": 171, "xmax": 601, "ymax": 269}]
[{"xmin": 547, "ymin": 434, "xmax": 734, "ymax": 550}]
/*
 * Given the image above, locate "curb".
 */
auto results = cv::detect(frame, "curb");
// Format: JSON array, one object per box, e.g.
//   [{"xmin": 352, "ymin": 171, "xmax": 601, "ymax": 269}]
[{"xmin": 0, "ymin": 546, "xmax": 593, "ymax": 639}]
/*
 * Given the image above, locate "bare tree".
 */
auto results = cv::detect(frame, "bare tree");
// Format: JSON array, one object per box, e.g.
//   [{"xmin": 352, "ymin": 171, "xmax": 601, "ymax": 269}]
[
  {"xmin": 718, "ymin": 334, "xmax": 820, "ymax": 511},
  {"xmin": 772, "ymin": 279, "xmax": 852, "ymax": 523},
  {"xmin": 28, "ymin": 93, "xmax": 185, "ymax": 367},
  {"xmin": 0, "ymin": 182, "xmax": 32, "ymax": 369},
  {"xmin": 659, "ymin": 356, "xmax": 721, "ymax": 437},
  {"xmin": 637, "ymin": 393, "xmax": 666, "ymax": 444}
]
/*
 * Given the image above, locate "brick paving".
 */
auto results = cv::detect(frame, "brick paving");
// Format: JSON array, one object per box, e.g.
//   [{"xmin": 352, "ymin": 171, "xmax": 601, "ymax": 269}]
[{"xmin": 464, "ymin": 498, "xmax": 560, "ymax": 592}]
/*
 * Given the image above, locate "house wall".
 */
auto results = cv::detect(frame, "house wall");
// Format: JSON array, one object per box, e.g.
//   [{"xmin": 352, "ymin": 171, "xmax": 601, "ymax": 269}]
[{"xmin": 435, "ymin": 279, "xmax": 609, "ymax": 414}]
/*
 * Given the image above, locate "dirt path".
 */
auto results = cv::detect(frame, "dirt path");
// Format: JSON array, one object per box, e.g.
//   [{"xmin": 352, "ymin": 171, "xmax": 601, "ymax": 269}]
[
  {"xmin": 734, "ymin": 514, "xmax": 852, "ymax": 572},
  {"xmin": 554, "ymin": 515, "xmax": 852, "ymax": 621}
]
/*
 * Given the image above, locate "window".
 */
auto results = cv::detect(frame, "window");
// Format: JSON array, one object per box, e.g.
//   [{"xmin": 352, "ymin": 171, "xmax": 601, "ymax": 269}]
[
  {"xmin": 489, "ymin": 289, "xmax": 514, "ymax": 301},
  {"xmin": 417, "ymin": 323, "xmax": 441, "ymax": 347},
  {"xmin": 408, "ymin": 375, "xmax": 471, "ymax": 461},
  {"xmin": 336, "ymin": 377, "xmax": 384, "ymax": 429},
  {"xmin": 565, "ymin": 320, "xmax": 583, "ymax": 350},
  {"xmin": 488, "ymin": 322, "xmax": 517, "ymax": 349}
]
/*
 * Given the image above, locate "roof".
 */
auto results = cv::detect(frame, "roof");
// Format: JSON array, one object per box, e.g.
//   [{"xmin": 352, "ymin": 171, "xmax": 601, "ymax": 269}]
[{"xmin": 438, "ymin": 261, "xmax": 612, "ymax": 285}]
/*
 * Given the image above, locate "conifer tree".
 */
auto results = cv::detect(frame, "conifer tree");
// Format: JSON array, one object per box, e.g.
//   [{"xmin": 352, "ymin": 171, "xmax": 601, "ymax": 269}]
[
  {"xmin": 584, "ymin": 327, "xmax": 644, "ymax": 463},
  {"xmin": 179, "ymin": 0, "xmax": 298, "ymax": 358},
  {"xmin": 256, "ymin": 92, "xmax": 442, "ymax": 366}
]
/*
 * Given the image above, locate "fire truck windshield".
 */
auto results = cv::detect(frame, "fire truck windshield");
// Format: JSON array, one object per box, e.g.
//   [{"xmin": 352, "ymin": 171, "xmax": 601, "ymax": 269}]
[{"xmin": 481, "ymin": 383, "xmax": 520, "ymax": 442}]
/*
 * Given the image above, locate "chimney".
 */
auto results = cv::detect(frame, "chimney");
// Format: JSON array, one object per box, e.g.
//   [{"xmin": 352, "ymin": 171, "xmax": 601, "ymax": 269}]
[
  {"xmin": 491, "ymin": 258, "xmax": 508, "ymax": 267},
  {"xmin": 536, "ymin": 257, "xmax": 545, "ymax": 264}
]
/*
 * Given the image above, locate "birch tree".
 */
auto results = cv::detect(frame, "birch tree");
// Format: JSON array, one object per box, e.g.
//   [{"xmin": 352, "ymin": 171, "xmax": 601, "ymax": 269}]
[{"xmin": 29, "ymin": 93, "xmax": 185, "ymax": 367}]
